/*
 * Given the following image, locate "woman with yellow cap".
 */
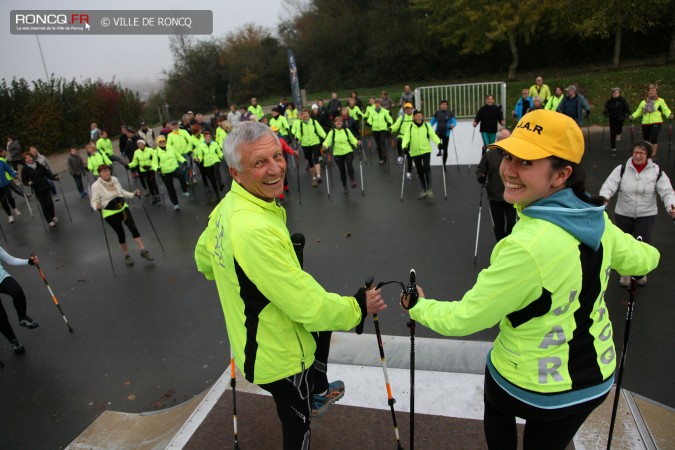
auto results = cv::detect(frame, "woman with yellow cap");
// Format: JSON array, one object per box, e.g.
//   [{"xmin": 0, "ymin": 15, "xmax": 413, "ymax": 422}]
[{"xmin": 401, "ymin": 110, "xmax": 660, "ymax": 449}]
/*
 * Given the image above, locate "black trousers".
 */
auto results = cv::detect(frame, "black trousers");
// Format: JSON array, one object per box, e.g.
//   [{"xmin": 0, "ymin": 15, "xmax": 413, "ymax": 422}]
[
  {"xmin": 202, "ymin": 164, "xmax": 222, "ymax": 200},
  {"xmin": 373, "ymin": 131, "xmax": 388, "ymax": 160},
  {"xmin": 140, "ymin": 171, "xmax": 159, "ymax": 196},
  {"xmin": 0, "ymin": 185, "xmax": 16, "ymax": 216},
  {"xmin": 437, "ymin": 134, "xmax": 450, "ymax": 165},
  {"xmin": 412, "ymin": 153, "xmax": 432, "ymax": 191},
  {"xmin": 35, "ymin": 189, "xmax": 55, "ymax": 222},
  {"xmin": 641, "ymin": 123, "xmax": 662, "ymax": 145},
  {"xmin": 608, "ymin": 117, "xmax": 624, "ymax": 149},
  {"xmin": 259, "ymin": 367, "xmax": 314, "ymax": 450},
  {"xmin": 614, "ymin": 214, "xmax": 656, "ymax": 244},
  {"xmin": 105, "ymin": 210, "xmax": 140, "ymax": 244},
  {"xmin": 334, "ymin": 154, "xmax": 355, "ymax": 187},
  {"xmin": 160, "ymin": 169, "xmax": 188, "ymax": 206},
  {"xmin": 0, "ymin": 277, "xmax": 27, "ymax": 343},
  {"xmin": 483, "ymin": 367, "xmax": 608, "ymax": 450},
  {"xmin": 489, "ymin": 200, "xmax": 517, "ymax": 242},
  {"xmin": 311, "ymin": 331, "xmax": 332, "ymax": 394}
]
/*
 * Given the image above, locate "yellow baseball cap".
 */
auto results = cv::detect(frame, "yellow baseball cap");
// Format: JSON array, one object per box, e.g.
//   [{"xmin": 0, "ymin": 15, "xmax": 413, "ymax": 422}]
[{"xmin": 487, "ymin": 109, "xmax": 584, "ymax": 164}]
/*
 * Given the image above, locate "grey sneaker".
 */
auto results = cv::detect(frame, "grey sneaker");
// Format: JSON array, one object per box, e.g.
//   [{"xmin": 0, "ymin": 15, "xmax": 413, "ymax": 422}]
[
  {"xmin": 637, "ymin": 275, "xmax": 647, "ymax": 286},
  {"xmin": 619, "ymin": 276, "xmax": 630, "ymax": 287},
  {"xmin": 426, "ymin": 189, "xmax": 434, "ymax": 199},
  {"xmin": 140, "ymin": 249, "xmax": 154, "ymax": 261},
  {"xmin": 417, "ymin": 191, "xmax": 426, "ymax": 200},
  {"xmin": 124, "ymin": 254, "xmax": 134, "ymax": 266},
  {"xmin": 11, "ymin": 339, "xmax": 25, "ymax": 355},
  {"xmin": 18, "ymin": 316, "xmax": 39, "ymax": 329}
]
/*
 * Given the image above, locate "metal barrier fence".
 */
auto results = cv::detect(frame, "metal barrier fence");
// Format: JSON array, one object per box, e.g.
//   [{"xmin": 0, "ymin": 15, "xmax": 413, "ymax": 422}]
[{"xmin": 414, "ymin": 82, "xmax": 507, "ymax": 120}]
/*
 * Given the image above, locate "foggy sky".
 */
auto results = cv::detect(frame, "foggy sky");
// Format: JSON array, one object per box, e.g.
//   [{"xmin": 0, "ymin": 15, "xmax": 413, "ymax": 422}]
[{"xmin": 1, "ymin": 0, "xmax": 287, "ymax": 88}]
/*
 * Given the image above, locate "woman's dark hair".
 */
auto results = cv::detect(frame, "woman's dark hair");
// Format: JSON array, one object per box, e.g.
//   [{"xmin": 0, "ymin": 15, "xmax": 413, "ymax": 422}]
[{"xmin": 549, "ymin": 157, "xmax": 605, "ymax": 206}]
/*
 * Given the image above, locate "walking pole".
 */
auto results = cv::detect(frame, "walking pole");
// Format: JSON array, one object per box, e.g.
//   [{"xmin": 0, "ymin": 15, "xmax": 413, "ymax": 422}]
[
  {"xmin": 386, "ymin": 133, "xmax": 391, "ymax": 181},
  {"xmin": 601, "ymin": 117, "xmax": 606, "ymax": 154},
  {"xmin": 324, "ymin": 156, "xmax": 331, "ymax": 200},
  {"xmin": 230, "ymin": 348, "xmax": 241, "ymax": 450},
  {"xmin": 668, "ymin": 118, "xmax": 672, "ymax": 163},
  {"xmin": 124, "ymin": 167, "xmax": 133, "ymax": 192},
  {"xmin": 406, "ymin": 269, "xmax": 418, "ymax": 450},
  {"xmin": 473, "ymin": 185, "xmax": 484, "ymax": 266},
  {"xmin": 295, "ymin": 154, "xmax": 302, "ymax": 205},
  {"xmin": 586, "ymin": 124, "xmax": 592, "ymax": 154},
  {"xmin": 470, "ymin": 127, "xmax": 477, "ymax": 173},
  {"xmin": 451, "ymin": 131, "xmax": 460, "ymax": 173},
  {"xmin": 34, "ymin": 261, "xmax": 74, "ymax": 332},
  {"xmin": 629, "ymin": 121, "xmax": 635, "ymax": 145},
  {"xmin": 31, "ymin": 186, "xmax": 48, "ymax": 232},
  {"xmin": 14, "ymin": 180, "xmax": 33, "ymax": 218},
  {"xmin": 0, "ymin": 220, "xmax": 7, "ymax": 244},
  {"xmin": 365, "ymin": 275, "xmax": 405, "ymax": 450},
  {"xmin": 607, "ymin": 240, "xmax": 642, "ymax": 449},
  {"xmin": 441, "ymin": 156, "xmax": 447, "ymax": 201},
  {"xmin": 56, "ymin": 178, "xmax": 72, "ymax": 223},
  {"xmin": 356, "ymin": 143, "xmax": 365, "ymax": 196},
  {"xmin": 400, "ymin": 156, "xmax": 406, "ymax": 202},
  {"xmin": 98, "ymin": 210, "xmax": 116, "ymax": 275},
  {"xmin": 139, "ymin": 195, "xmax": 166, "ymax": 256}
]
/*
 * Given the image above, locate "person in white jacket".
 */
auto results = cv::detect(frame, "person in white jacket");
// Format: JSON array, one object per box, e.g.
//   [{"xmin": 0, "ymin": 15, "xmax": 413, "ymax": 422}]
[
  {"xmin": 90, "ymin": 165, "xmax": 153, "ymax": 266},
  {"xmin": 599, "ymin": 140, "xmax": 675, "ymax": 286}
]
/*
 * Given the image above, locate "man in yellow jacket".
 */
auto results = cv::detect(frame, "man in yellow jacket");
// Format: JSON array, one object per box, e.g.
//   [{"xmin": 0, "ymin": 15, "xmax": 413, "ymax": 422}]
[{"xmin": 195, "ymin": 122, "xmax": 385, "ymax": 449}]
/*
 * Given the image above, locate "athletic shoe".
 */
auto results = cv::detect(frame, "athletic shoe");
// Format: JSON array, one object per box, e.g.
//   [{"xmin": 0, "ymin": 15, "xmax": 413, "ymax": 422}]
[
  {"xmin": 8, "ymin": 215, "xmax": 14, "ymax": 224},
  {"xmin": 312, "ymin": 380, "xmax": 345, "ymax": 417},
  {"xmin": 417, "ymin": 191, "xmax": 427, "ymax": 200},
  {"xmin": 426, "ymin": 189, "xmax": 434, "ymax": 199},
  {"xmin": 13, "ymin": 208, "xmax": 21, "ymax": 216},
  {"xmin": 611, "ymin": 148, "xmax": 617, "ymax": 155},
  {"xmin": 312, "ymin": 178, "xmax": 318, "ymax": 187},
  {"xmin": 436, "ymin": 151, "xmax": 442, "ymax": 156},
  {"xmin": 49, "ymin": 221, "xmax": 56, "ymax": 227},
  {"xmin": 406, "ymin": 172, "xmax": 412, "ymax": 181},
  {"xmin": 351, "ymin": 180, "xmax": 357, "ymax": 188},
  {"xmin": 173, "ymin": 204, "xmax": 180, "ymax": 211},
  {"xmin": 53, "ymin": 217, "xmax": 58, "ymax": 223},
  {"xmin": 53, "ymin": 196, "xmax": 60, "ymax": 202},
  {"xmin": 317, "ymin": 177, "xmax": 323, "ymax": 184},
  {"xmin": 638, "ymin": 275, "xmax": 647, "ymax": 286},
  {"xmin": 125, "ymin": 254, "xmax": 134, "ymax": 266},
  {"xmin": 343, "ymin": 186, "xmax": 348, "ymax": 195},
  {"xmin": 396, "ymin": 156, "xmax": 403, "ymax": 165},
  {"xmin": 616, "ymin": 134, "xmax": 621, "ymax": 142},
  {"xmin": 379, "ymin": 159, "xmax": 385, "ymax": 165},
  {"xmin": 182, "ymin": 191, "xmax": 191, "ymax": 197},
  {"xmin": 140, "ymin": 249, "xmax": 154, "ymax": 261},
  {"xmin": 151, "ymin": 196, "xmax": 160, "ymax": 204},
  {"xmin": 18, "ymin": 316, "xmax": 39, "ymax": 329},
  {"xmin": 619, "ymin": 276, "xmax": 630, "ymax": 287},
  {"xmin": 11, "ymin": 339, "xmax": 25, "ymax": 355},
  {"xmin": 80, "ymin": 192, "xmax": 88, "ymax": 198}
]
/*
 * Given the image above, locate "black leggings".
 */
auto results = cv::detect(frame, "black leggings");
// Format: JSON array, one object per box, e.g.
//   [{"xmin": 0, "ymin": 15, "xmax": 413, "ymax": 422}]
[
  {"xmin": 259, "ymin": 367, "xmax": 314, "ymax": 450},
  {"xmin": 202, "ymin": 164, "xmax": 222, "ymax": 200},
  {"xmin": 140, "ymin": 171, "xmax": 159, "ymax": 196},
  {"xmin": 0, "ymin": 277, "xmax": 27, "ymax": 343},
  {"xmin": 35, "ymin": 189, "xmax": 55, "ymax": 222},
  {"xmin": 105, "ymin": 209, "xmax": 140, "ymax": 244},
  {"xmin": 160, "ymin": 169, "xmax": 188, "ymax": 206},
  {"xmin": 641, "ymin": 123, "xmax": 662, "ymax": 145},
  {"xmin": 373, "ymin": 130, "xmax": 388, "ymax": 160},
  {"xmin": 303, "ymin": 145, "xmax": 321, "ymax": 167},
  {"xmin": 609, "ymin": 117, "xmax": 624, "ymax": 149},
  {"xmin": 489, "ymin": 200, "xmax": 517, "ymax": 242},
  {"xmin": 483, "ymin": 367, "xmax": 608, "ymax": 450},
  {"xmin": 312, "ymin": 331, "xmax": 332, "ymax": 394},
  {"xmin": 412, "ymin": 153, "xmax": 432, "ymax": 191},
  {"xmin": 334, "ymin": 154, "xmax": 355, "ymax": 187},
  {"xmin": 614, "ymin": 214, "xmax": 656, "ymax": 244},
  {"xmin": 437, "ymin": 134, "xmax": 450, "ymax": 165},
  {"xmin": 0, "ymin": 185, "xmax": 16, "ymax": 216}
]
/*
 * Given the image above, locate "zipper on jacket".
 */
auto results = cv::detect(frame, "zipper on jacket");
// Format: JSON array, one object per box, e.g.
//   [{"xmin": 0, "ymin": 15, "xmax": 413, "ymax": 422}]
[{"xmin": 293, "ymin": 327, "xmax": 306, "ymax": 373}]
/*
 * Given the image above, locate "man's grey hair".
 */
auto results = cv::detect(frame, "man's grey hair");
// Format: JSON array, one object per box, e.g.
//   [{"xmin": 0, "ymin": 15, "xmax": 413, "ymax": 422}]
[{"xmin": 223, "ymin": 121, "xmax": 279, "ymax": 171}]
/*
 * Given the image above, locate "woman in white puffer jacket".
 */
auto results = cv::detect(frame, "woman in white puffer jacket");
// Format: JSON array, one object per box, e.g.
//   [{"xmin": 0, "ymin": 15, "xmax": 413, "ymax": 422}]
[{"xmin": 599, "ymin": 140, "xmax": 675, "ymax": 286}]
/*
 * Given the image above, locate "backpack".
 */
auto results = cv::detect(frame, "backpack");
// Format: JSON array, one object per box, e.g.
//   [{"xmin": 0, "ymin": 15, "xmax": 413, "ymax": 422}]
[{"xmin": 619, "ymin": 162, "xmax": 662, "ymax": 181}]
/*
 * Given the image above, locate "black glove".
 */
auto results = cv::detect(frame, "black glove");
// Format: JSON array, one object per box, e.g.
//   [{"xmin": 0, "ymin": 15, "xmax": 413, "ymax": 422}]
[
  {"xmin": 478, "ymin": 175, "xmax": 487, "ymax": 185},
  {"xmin": 585, "ymin": 110, "xmax": 590, "ymax": 119},
  {"xmin": 354, "ymin": 286, "xmax": 368, "ymax": 335},
  {"xmin": 400, "ymin": 284, "xmax": 419, "ymax": 311},
  {"xmin": 27, "ymin": 255, "xmax": 35, "ymax": 266}
]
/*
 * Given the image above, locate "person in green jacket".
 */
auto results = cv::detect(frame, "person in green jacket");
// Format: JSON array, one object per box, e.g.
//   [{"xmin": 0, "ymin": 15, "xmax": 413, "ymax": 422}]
[
  {"xmin": 544, "ymin": 86, "xmax": 564, "ymax": 112},
  {"xmin": 248, "ymin": 97, "xmax": 264, "ymax": 121},
  {"xmin": 215, "ymin": 116, "xmax": 229, "ymax": 149},
  {"xmin": 194, "ymin": 130, "xmax": 224, "ymax": 201},
  {"xmin": 269, "ymin": 107, "xmax": 291, "ymax": 144},
  {"xmin": 401, "ymin": 110, "xmax": 441, "ymax": 199},
  {"xmin": 96, "ymin": 130, "xmax": 126, "ymax": 168},
  {"xmin": 127, "ymin": 140, "xmax": 160, "ymax": 204},
  {"xmin": 401, "ymin": 110, "xmax": 660, "ymax": 450},
  {"xmin": 322, "ymin": 116, "xmax": 360, "ymax": 194},
  {"xmin": 195, "ymin": 121, "xmax": 385, "ymax": 449},
  {"xmin": 85, "ymin": 142, "xmax": 113, "ymax": 178},
  {"xmin": 367, "ymin": 99, "xmax": 394, "ymax": 164},
  {"xmin": 391, "ymin": 102, "xmax": 415, "ymax": 179},
  {"xmin": 291, "ymin": 109, "xmax": 326, "ymax": 187},
  {"xmin": 630, "ymin": 84, "xmax": 673, "ymax": 160},
  {"xmin": 167, "ymin": 120, "xmax": 192, "ymax": 187},
  {"xmin": 155, "ymin": 135, "xmax": 190, "ymax": 211},
  {"xmin": 528, "ymin": 76, "xmax": 551, "ymax": 106}
]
